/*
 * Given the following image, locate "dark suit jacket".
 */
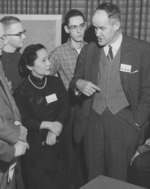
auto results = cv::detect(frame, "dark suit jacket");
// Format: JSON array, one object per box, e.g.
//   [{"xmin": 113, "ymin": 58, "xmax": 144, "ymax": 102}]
[{"xmin": 70, "ymin": 35, "xmax": 150, "ymax": 144}]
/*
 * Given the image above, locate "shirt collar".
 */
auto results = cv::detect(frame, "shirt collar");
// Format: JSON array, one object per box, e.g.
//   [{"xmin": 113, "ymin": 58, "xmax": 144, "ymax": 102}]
[
  {"xmin": 67, "ymin": 38, "xmax": 86, "ymax": 52},
  {"xmin": 104, "ymin": 33, "xmax": 122, "ymax": 56}
]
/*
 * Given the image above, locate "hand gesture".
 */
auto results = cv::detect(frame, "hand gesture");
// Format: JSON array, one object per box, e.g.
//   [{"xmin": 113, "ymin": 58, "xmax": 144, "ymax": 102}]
[{"xmin": 76, "ymin": 79, "xmax": 101, "ymax": 96}]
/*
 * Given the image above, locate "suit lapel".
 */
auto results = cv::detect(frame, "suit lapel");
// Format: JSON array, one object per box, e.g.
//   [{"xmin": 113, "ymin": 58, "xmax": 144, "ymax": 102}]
[
  {"xmin": 0, "ymin": 62, "xmax": 13, "ymax": 110},
  {"xmin": 120, "ymin": 36, "xmax": 130, "ymax": 86},
  {"xmin": 91, "ymin": 44, "xmax": 101, "ymax": 85},
  {"xmin": 120, "ymin": 36, "xmax": 134, "ymax": 107}
]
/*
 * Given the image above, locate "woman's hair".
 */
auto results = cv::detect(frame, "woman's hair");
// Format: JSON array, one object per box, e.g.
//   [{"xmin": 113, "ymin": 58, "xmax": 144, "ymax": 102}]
[{"xmin": 19, "ymin": 44, "xmax": 46, "ymax": 77}]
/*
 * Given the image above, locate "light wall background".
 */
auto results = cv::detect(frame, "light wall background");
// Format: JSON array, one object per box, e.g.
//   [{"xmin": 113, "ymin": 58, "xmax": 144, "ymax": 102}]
[{"xmin": 0, "ymin": 14, "xmax": 62, "ymax": 52}]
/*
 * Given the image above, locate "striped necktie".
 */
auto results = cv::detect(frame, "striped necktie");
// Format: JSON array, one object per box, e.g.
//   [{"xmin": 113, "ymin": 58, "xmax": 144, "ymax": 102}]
[{"xmin": 107, "ymin": 45, "xmax": 113, "ymax": 61}]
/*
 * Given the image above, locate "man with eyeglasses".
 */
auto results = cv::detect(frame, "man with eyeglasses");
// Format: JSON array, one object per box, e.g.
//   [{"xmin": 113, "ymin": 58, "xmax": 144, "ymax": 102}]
[
  {"xmin": 0, "ymin": 21, "xmax": 28, "ymax": 189},
  {"xmin": 49, "ymin": 9, "xmax": 87, "ymax": 188},
  {"xmin": 50, "ymin": 9, "xmax": 86, "ymax": 90},
  {"xmin": 1, "ymin": 16, "xmax": 26, "ymax": 93},
  {"xmin": 0, "ymin": 16, "xmax": 27, "ymax": 189}
]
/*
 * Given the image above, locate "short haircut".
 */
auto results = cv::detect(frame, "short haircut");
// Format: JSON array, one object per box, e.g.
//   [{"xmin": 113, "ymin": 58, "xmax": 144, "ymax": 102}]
[
  {"xmin": 19, "ymin": 44, "xmax": 46, "ymax": 77},
  {"xmin": 64, "ymin": 9, "xmax": 85, "ymax": 26},
  {"xmin": 96, "ymin": 2, "xmax": 121, "ymax": 22},
  {"xmin": 1, "ymin": 16, "xmax": 21, "ymax": 27}
]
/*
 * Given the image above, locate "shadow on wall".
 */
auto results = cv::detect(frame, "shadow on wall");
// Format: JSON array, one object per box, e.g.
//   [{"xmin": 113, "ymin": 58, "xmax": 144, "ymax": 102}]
[{"xmin": 61, "ymin": 23, "xmax": 97, "ymax": 44}]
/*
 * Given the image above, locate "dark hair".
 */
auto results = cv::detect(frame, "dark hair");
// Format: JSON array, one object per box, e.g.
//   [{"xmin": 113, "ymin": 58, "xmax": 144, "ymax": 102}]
[
  {"xmin": 64, "ymin": 9, "xmax": 85, "ymax": 26},
  {"xmin": 19, "ymin": 44, "xmax": 46, "ymax": 77},
  {"xmin": 96, "ymin": 2, "xmax": 121, "ymax": 21},
  {"xmin": 1, "ymin": 16, "xmax": 20, "ymax": 27}
]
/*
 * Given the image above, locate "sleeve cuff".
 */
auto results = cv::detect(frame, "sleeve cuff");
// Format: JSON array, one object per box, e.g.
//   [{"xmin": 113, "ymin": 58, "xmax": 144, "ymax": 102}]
[{"xmin": 74, "ymin": 88, "xmax": 81, "ymax": 96}]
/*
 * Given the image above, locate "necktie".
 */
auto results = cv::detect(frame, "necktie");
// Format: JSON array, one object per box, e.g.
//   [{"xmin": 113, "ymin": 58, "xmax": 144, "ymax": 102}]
[{"xmin": 107, "ymin": 45, "xmax": 113, "ymax": 61}]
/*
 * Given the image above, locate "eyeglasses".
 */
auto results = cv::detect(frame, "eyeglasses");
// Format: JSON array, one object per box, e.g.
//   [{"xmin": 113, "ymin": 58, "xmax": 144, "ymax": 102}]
[
  {"xmin": 5, "ymin": 29, "xmax": 26, "ymax": 37},
  {"xmin": 0, "ymin": 35, "xmax": 5, "ymax": 42},
  {"xmin": 68, "ymin": 23, "xmax": 86, "ymax": 32}
]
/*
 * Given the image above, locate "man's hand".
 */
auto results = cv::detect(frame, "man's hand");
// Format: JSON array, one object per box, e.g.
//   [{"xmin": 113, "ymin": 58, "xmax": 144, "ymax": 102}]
[
  {"xmin": 130, "ymin": 150, "xmax": 140, "ymax": 166},
  {"xmin": 14, "ymin": 121, "xmax": 28, "ymax": 141},
  {"xmin": 76, "ymin": 79, "xmax": 101, "ymax": 96},
  {"xmin": 14, "ymin": 140, "xmax": 29, "ymax": 157},
  {"xmin": 145, "ymin": 138, "xmax": 150, "ymax": 146},
  {"xmin": 19, "ymin": 126, "xmax": 28, "ymax": 141}
]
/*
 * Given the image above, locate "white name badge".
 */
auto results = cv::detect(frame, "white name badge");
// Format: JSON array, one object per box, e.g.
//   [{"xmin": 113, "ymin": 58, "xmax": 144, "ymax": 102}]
[
  {"xmin": 45, "ymin": 93, "xmax": 57, "ymax": 104},
  {"xmin": 120, "ymin": 64, "xmax": 132, "ymax": 73}
]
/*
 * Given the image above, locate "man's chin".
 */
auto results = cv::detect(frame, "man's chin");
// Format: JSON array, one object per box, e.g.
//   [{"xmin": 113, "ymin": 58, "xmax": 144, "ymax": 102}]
[
  {"xmin": 98, "ymin": 41, "xmax": 106, "ymax": 47},
  {"xmin": 75, "ymin": 39, "xmax": 83, "ymax": 43}
]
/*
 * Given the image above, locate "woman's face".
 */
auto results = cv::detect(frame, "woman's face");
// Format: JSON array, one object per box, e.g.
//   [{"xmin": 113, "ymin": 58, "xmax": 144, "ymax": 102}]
[{"xmin": 28, "ymin": 48, "xmax": 51, "ymax": 78}]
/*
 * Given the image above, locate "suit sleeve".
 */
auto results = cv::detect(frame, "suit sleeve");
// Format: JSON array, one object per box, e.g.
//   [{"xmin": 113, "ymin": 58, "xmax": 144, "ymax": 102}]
[
  {"xmin": 0, "ymin": 115, "xmax": 20, "ymax": 144},
  {"xmin": 134, "ymin": 43, "xmax": 150, "ymax": 126},
  {"xmin": 70, "ymin": 45, "xmax": 87, "ymax": 91},
  {"xmin": 0, "ymin": 140, "xmax": 15, "ymax": 162}
]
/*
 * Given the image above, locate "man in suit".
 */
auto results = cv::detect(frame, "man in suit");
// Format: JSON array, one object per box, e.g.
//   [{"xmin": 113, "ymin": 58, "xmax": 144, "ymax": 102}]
[
  {"xmin": 0, "ymin": 21, "xmax": 28, "ymax": 189},
  {"xmin": 70, "ymin": 2, "xmax": 150, "ymax": 183},
  {"xmin": 1, "ymin": 15, "xmax": 26, "ymax": 189}
]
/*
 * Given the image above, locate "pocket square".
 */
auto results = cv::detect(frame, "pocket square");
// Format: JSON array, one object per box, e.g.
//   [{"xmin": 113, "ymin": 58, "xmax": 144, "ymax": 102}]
[{"xmin": 129, "ymin": 70, "xmax": 139, "ymax": 74}]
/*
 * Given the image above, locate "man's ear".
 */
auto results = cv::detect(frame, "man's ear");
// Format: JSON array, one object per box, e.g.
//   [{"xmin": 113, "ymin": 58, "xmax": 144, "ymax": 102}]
[
  {"xmin": 64, "ymin": 25, "xmax": 69, "ymax": 34},
  {"xmin": 114, "ymin": 20, "xmax": 120, "ymax": 31},
  {"xmin": 27, "ymin": 65, "xmax": 33, "ymax": 71}
]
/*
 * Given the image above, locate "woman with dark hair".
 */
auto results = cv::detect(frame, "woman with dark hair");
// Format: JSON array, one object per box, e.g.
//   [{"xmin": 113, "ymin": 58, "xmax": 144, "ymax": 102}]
[{"xmin": 14, "ymin": 44, "xmax": 70, "ymax": 189}]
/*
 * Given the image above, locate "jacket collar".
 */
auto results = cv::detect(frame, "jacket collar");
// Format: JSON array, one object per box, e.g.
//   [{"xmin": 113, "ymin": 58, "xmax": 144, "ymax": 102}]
[{"xmin": 0, "ymin": 61, "xmax": 13, "ymax": 110}]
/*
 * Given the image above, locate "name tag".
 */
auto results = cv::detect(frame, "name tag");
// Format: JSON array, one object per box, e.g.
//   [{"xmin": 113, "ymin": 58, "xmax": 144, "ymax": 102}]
[
  {"xmin": 45, "ymin": 93, "xmax": 57, "ymax": 104},
  {"xmin": 120, "ymin": 64, "xmax": 132, "ymax": 73}
]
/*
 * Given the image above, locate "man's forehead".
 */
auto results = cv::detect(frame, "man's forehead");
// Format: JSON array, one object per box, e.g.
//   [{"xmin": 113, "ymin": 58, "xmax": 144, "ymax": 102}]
[
  {"xmin": 5, "ymin": 22, "xmax": 23, "ymax": 32},
  {"xmin": 69, "ymin": 16, "xmax": 84, "ymax": 25},
  {"xmin": 93, "ymin": 10, "xmax": 109, "ymax": 20}
]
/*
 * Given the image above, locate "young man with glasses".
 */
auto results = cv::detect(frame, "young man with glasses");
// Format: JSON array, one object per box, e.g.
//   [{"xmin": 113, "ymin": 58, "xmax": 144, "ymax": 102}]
[
  {"xmin": 50, "ymin": 9, "xmax": 86, "ymax": 90},
  {"xmin": 0, "ymin": 20, "xmax": 28, "ymax": 189},
  {"xmin": 1, "ymin": 16, "xmax": 26, "ymax": 93},
  {"xmin": 49, "ymin": 9, "xmax": 87, "ymax": 189},
  {"xmin": 1, "ymin": 16, "xmax": 27, "ymax": 189}
]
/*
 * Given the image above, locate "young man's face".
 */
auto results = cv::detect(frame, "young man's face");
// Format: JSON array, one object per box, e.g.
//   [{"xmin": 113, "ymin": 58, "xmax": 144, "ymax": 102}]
[
  {"xmin": 5, "ymin": 22, "xmax": 26, "ymax": 51},
  {"xmin": 0, "ymin": 23, "xmax": 6, "ymax": 55},
  {"xmin": 65, "ymin": 15, "xmax": 86, "ymax": 43}
]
